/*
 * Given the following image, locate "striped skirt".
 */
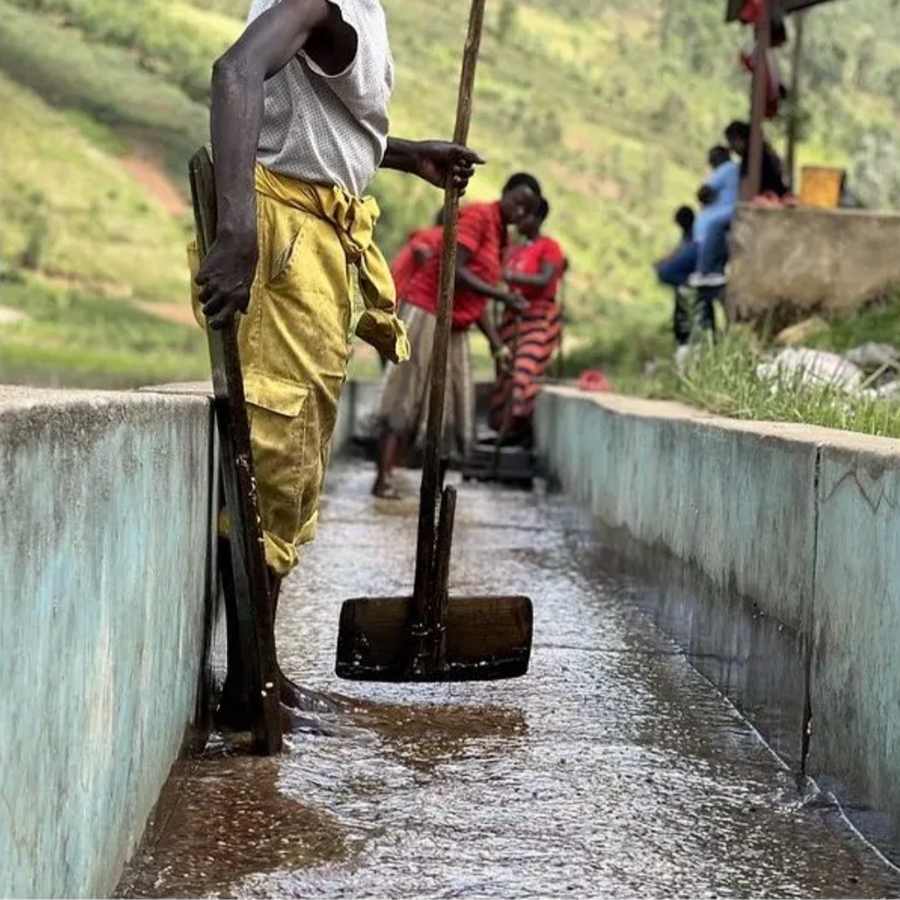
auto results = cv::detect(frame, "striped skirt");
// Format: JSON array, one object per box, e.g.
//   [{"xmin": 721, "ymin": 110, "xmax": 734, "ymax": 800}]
[
  {"xmin": 488, "ymin": 303, "xmax": 561, "ymax": 431},
  {"xmin": 377, "ymin": 303, "xmax": 475, "ymax": 459}
]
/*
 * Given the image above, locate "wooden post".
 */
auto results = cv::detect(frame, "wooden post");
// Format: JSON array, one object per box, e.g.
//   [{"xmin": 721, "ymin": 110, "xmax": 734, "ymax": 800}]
[
  {"xmin": 189, "ymin": 148, "xmax": 282, "ymax": 755},
  {"xmin": 408, "ymin": 0, "xmax": 486, "ymax": 678},
  {"xmin": 744, "ymin": 0, "xmax": 771, "ymax": 200},
  {"xmin": 785, "ymin": 10, "xmax": 806, "ymax": 192}
]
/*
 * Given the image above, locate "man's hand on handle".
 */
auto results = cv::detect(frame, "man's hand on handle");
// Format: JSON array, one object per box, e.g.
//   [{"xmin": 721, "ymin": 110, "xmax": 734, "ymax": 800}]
[
  {"xmin": 195, "ymin": 227, "xmax": 259, "ymax": 331},
  {"xmin": 195, "ymin": 136, "xmax": 484, "ymax": 330},
  {"xmin": 382, "ymin": 137, "xmax": 484, "ymax": 194},
  {"xmin": 411, "ymin": 141, "xmax": 484, "ymax": 193}
]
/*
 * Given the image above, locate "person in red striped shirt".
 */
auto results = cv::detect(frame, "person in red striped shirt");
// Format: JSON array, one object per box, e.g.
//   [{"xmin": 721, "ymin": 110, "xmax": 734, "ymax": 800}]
[
  {"xmin": 372, "ymin": 173, "xmax": 541, "ymax": 498},
  {"xmin": 488, "ymin": 197, "xmax": 567, "ymax": 445}
]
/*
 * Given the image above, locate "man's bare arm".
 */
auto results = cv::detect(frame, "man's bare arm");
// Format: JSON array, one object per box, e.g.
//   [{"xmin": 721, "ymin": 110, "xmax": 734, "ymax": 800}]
[
  {"xmin": 209, "ymin": 0, "xmax": 340, "ymax": 236},
  {"xmin": 197, "ymin": 0, "xmax": 349, "ymax": 328}
]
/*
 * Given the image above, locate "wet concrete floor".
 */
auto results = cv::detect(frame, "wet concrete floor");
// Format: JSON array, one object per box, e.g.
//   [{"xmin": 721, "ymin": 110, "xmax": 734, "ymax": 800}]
[{"xmin": 119, "ymin": 464, "xmax": 900, "ymax": 898}]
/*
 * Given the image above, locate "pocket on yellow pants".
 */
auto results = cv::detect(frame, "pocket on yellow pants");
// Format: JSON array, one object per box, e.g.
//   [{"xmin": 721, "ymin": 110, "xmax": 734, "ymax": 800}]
[{"xmin": 243, "ymin": 372, "xmax": 310, "ymax": 557}]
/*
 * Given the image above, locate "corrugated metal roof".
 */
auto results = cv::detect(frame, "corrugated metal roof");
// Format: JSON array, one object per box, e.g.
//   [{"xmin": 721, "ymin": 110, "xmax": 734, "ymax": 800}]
[{"xmin": 725, "ymin": 0, "xmax": 844, "ymax": 22}]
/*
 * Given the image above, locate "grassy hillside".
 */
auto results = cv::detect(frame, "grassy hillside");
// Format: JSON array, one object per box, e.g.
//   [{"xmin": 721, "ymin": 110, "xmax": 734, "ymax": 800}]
[{"xmin": 1, "ymin": 0, "xmax": 899, "ymax": 387}]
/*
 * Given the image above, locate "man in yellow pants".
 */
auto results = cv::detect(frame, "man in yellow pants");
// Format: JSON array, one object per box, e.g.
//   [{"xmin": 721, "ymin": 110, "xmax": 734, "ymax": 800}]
[{"xmin": 194, "ymin": 0, "xmax": 481, "ymax": 725}]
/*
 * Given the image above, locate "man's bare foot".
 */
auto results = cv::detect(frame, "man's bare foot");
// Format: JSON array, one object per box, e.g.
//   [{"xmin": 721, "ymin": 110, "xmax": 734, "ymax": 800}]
[
  {"xmin": 278, "ymin": 668, "xmax": 345, "ymax": 713},
  {"xmin": 372, "ymin": 478, "xmax": 402, "ymax": 500},
  {"xmin": 216, "ymin": 670, "xmax": 344, "ymax": 732},
  {"xmin": 215, "ymin": 674, "xmax": 252, "ymax": 732},
  {"xmin": 280, "ymin": 703, "xmax": 374, "ymax": 740}
]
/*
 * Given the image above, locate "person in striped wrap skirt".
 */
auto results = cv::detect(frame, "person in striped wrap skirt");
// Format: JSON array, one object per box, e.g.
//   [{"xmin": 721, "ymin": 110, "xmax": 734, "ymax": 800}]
[{"xmin": 488, "ymin": 197, "xmax": 567, "ymax": 444}]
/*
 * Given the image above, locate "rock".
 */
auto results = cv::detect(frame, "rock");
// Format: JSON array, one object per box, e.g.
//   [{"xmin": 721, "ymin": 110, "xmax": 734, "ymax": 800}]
[
  {"xmin": 843, "ymin": 342, "xmax": 900, "ymax": 371},
  {"xmin": 756, "ymin": 348, "xmax": 864, "ymax": 393},
  {"xmin": 774, "ymin": 316, "xmax": 831, "ymax": 347},
  {"xmin": 876, "ymin": 380, "xmax": 900, "ymax": 400}
]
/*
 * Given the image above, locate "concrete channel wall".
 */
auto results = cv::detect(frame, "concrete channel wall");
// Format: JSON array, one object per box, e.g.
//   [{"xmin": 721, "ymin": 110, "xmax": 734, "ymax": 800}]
[
  {"xmin": 535, "ymin": 388, "xmax": 900, "ymax": 854},
  {"xmin": 0, "ymin": 380, "xmax": 361, "ymax": 898},
  {"xmin": 0, "ymin": 386, "xmax": 217, "ymax": 898}
]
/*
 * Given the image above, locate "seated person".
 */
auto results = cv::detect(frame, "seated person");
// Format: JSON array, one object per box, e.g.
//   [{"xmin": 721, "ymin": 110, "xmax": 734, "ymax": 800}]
[
  {"xmin": 689, "ymin": 144, "xmax": 740, "ymax": 289},
  {"xmin": 725, "ymin": 119, "xmax": 788, "ymax": 198}
]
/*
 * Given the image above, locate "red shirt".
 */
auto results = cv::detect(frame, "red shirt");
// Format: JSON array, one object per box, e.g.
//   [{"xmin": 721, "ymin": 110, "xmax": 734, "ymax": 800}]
[
  {"xmin": 505, "ymin": 236, "xmax": 566, "ymax": 312},
  {"xmin": 390, "ymin": 227, "xmax": 443, "ymax": 299},
  {"xmin": 405, "ymin": 201, "xmax": 506, "ymax": 330}
]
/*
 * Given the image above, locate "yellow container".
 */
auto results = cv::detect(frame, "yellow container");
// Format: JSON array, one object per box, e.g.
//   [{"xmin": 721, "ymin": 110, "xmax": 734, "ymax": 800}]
[{"xmin": 800, "ymin": 166, "xmax": 844, "ymax": 209}]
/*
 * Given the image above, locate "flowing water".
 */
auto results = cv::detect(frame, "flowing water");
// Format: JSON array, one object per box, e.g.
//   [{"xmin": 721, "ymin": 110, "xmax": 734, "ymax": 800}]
[{"xmin": 119, "ymin": 464, "xmax": 900, "ymax": 899}]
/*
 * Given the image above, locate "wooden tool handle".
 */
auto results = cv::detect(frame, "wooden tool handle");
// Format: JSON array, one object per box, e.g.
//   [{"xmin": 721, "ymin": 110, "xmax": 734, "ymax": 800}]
[
  {"xmin": 412, "ymin": 0, "xmax": 487, "ymax": 618},
  {"xmin": 189, "ymin": 148, "xmax": 282, "ymax": 755}
]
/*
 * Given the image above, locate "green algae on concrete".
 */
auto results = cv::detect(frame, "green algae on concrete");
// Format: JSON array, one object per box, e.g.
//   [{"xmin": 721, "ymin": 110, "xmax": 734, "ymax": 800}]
[{"xmin": 0, "ymin": 386, "xmax": 216, "ymax": 898}]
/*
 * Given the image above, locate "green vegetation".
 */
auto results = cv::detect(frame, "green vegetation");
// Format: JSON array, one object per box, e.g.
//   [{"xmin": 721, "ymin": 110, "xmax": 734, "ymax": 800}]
[
  {"xmin": 0, "ymin": 270, "xmax": 207, "ymax": 388},
  {"xmin": 643, "ymin": 327, "xmax": 900, "ymax": 439},
  {"xmin": 1, "ymin": 0, "xmax": 899, "ymax": 437},
  {"xmin": 0, "ymin": 76, "xmax": 191, "ymax": 304},
  {"xmin": 806, "ymin": 294, "xmax": 900, "ymax": 353},
  {"xmin": 0, "ymin": 3, "xmax": 210, "ymax": 184},
  {"xmin": 9, "ymin": 0, "xmax": 238, "ymax": 104}
]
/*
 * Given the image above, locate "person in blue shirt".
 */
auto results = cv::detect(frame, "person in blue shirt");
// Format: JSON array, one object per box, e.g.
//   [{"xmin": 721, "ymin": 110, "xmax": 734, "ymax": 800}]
[
  {"xmin": 690, "ymin": 145, "xmax": 740, "ymax": 288},
  {"xmin": 655, "ymin": 146, "xmax": 738, "ymax": 347}
]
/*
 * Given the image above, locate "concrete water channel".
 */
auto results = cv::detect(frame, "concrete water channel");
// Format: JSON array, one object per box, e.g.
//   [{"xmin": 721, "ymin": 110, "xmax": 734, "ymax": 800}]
[{"xmin": 119, "ymin": 463, "xmax": 900, "ymax": 899}]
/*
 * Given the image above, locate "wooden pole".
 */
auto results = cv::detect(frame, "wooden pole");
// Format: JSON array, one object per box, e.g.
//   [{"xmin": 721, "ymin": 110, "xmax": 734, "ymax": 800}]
[
  {"xmin": 409, "ymin": 0, "xmax": 486, "ymax": 677},
  {"xmin": 744, "ymin": 0, "xmax": 771, "ymax": 200},
  {"xmin": 785, "ymin": 10, "xmax": 806, "ymax": 192},
  {"xmin": 189, "ymin": 149, "xmax": 282, "ymax": 755}
]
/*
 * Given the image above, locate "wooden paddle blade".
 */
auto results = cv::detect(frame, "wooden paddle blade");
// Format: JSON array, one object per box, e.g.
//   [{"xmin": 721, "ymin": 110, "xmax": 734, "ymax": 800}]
[
  {"xmin": 461, "ymin": 445, "xmax": 536, "ymax": 486},
  {"xmin": 335, "ymin": 595, "xmax": 533, "ymax": 682}
]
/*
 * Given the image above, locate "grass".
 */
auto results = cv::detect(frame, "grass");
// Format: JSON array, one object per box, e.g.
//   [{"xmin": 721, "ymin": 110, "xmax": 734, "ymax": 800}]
[
  {"xmin": 638, "ymin": 326, "xmax": 900, "ymax": 439},
  {"xmin": 558, "ymin": 292, "xmax": 900, "ymax": 439},
  {"xmin": 9, "ymin": 0, "xmax": 898, "ymax": 320},
  {"xmin": 0, "ymin": 3, "xmax": 209, "ymax": 184},
  {"xmin": 806, "ymin": 294, "xmax": 900, "ymax": 354},
  {"xmin": 0, "ymin": 270, "xmax": 208, "ymax": 388},
  {"xmin": 0, "ymin": 76, "xmax": 192, "ymax": 305}
]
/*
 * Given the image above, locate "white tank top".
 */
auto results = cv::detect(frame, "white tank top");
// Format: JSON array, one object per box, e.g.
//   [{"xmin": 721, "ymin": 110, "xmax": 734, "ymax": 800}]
[{"xmin": 247, "ymin": 0, "xmax": 394, "ymax": 197}]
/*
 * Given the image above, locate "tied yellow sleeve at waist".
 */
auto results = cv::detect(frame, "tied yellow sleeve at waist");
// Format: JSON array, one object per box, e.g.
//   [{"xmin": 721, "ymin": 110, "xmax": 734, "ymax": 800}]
[{"xmin": 254, "ymin": 164, "xmax": 410, "ymax": 364}]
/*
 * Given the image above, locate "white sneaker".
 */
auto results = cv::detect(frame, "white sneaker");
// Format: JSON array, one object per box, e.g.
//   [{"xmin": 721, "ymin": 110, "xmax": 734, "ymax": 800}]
[
  {"xmin": 674, "ymin": 345, "xmax": 692, "ymax": 370},
  {"xmin": 687, "ymin": 271, "xmax": 728, "ymax": 288}
]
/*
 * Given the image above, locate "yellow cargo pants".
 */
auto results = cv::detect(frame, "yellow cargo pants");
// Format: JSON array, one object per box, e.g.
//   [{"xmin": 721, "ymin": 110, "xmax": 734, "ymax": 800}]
[{"xmin": 189, "ymin": 164, "xmax": 409, "ymax": 576}]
